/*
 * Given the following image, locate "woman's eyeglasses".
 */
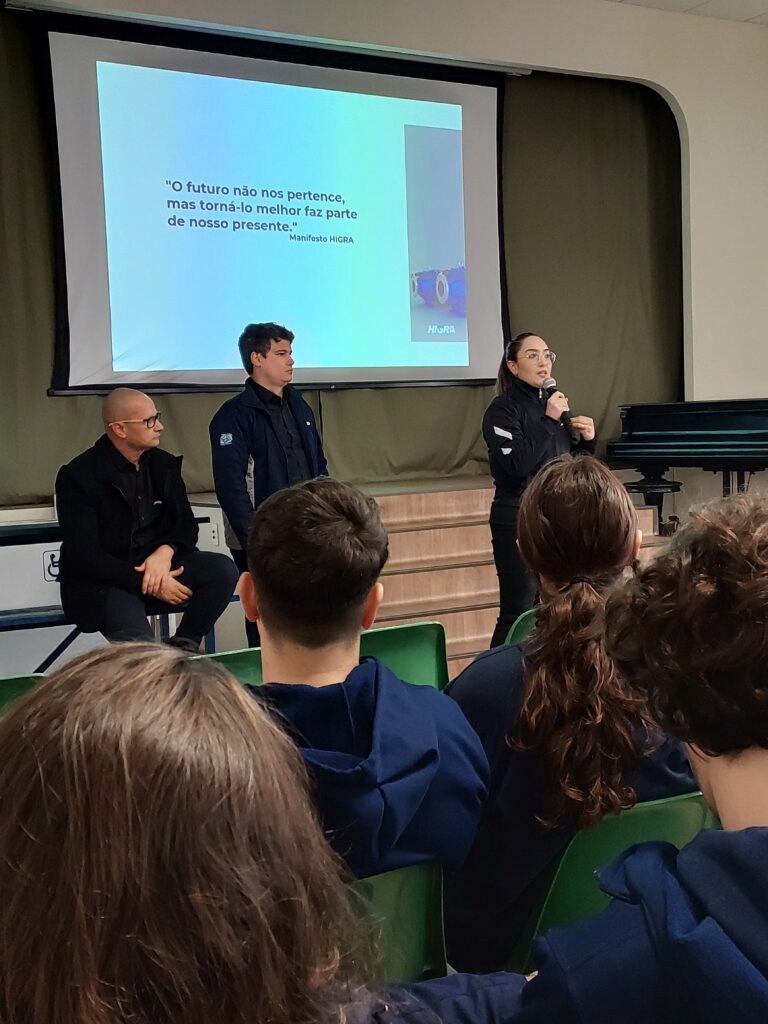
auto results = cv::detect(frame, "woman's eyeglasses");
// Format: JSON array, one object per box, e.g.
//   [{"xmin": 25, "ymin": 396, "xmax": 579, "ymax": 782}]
[{"xmin": 520, "ymin": 350, "xmax": 556, "ymax": 364}]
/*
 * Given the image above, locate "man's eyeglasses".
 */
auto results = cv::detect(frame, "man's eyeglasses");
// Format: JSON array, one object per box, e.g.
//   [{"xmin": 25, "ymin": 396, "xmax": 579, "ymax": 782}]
[
  {"xmin": 109, "ymin": 412, "xmax": 162, "ymax": 429},
  {"xmin": 521, "ymin": 349, "xmax": 556, "ymax": 364}
]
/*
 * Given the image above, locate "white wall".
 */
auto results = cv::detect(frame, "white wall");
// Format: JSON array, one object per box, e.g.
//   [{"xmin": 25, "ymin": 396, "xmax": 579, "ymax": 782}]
[{"xmin": 25, "ymin": 0, "xmax": 768, "ymax": 401}]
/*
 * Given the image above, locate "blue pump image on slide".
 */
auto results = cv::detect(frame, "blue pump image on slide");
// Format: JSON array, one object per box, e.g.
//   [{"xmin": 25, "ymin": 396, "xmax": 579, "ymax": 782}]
[
  {"xmin": 405, "ymin": 125, "xmax": 468, "ymax": 343},
  {"xmin": 411, "ymin": 266, "xmax": 467, "ymax": 316}
]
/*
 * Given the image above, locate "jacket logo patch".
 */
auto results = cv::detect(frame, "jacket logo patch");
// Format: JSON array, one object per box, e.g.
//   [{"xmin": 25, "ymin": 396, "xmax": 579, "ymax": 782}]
[{"xmin": 219, "ymin": 433, "xmax": 233, "ymax": 446}]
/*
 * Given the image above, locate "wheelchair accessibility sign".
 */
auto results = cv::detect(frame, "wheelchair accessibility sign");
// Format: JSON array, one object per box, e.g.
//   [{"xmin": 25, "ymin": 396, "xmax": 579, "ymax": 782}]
[{"xmin": 43, "ymin": 549, "xmax": 60, "ymax": 582}]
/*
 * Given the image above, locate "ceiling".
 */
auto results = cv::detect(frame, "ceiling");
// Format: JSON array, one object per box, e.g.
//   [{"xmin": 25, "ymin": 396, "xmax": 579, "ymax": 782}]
[{"xmin": 604, "ymin": 0, "xmax": 768, "ymax": 24}]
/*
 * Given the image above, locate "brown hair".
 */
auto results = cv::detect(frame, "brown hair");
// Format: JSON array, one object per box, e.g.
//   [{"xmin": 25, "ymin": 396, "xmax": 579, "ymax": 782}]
[
  {"xmin": 495, "ymin": 332, "xmax": 538, "ymax": 394},
  {"xmin": 606, "ymin": 495, "xmax": 768, "ymax": 756},
  {"xmin": 515, "ymin": 455, "xmax": 649, "ymax": 828},
  {"xmin": 247, "ymin": 477, "xmax": 389, "ymax": 648},
  {"xmin": 0, "ymin": 644, "xmax": 360, "ymax": 1024}
]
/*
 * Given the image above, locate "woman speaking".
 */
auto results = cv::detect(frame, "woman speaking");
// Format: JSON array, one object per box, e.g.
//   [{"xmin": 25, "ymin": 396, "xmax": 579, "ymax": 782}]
[{"xmin": 484, "ymin": 332, "xmax": 596, "ymax": 646}]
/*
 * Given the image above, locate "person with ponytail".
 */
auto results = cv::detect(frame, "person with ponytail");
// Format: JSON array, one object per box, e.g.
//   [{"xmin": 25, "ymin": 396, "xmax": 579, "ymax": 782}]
[
  {"xmin": 484, "ymin": 333, "xmax": 597, "ymax": 647},
  {"xmin": 444, "ymin": 455, "xmax": 694, "ymax": 974}
]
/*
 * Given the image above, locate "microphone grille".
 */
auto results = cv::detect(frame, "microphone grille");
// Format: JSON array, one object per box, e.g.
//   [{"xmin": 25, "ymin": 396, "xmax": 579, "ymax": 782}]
[{"xmin": 542, "ymin": 376, "xmax": 557, "ymax": 391}]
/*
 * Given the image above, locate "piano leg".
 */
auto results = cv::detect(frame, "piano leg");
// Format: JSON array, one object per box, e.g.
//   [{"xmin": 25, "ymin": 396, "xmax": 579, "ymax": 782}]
[
  {"xmin": 737, "ymin": 470, "xmax": 747, "ymax": 493},
  {"xmin": 722, "ymin": 470, "xmax": 731, "ymax": 497}
]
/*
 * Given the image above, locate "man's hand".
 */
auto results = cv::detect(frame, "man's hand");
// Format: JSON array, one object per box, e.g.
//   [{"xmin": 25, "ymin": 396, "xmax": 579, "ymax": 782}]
[
  {"xmin": 545, "ymin": 391, "xmax": 570, "ymax": 422},
  {"xmin": 570, "ymin": 415, "xmax": 596, "ymax": 441},
  {"xmin": 155, "ymin": 572, "xmax": 193, "ymax": 606},
  {"xmin": 135, "ymin": 545, "xmax": 175, "ymax": 596}
]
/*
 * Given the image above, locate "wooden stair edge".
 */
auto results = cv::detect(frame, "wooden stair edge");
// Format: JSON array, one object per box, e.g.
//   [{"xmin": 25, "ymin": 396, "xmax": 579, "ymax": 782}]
[
  {"xmin": 382, "ymin": 556, "xmax": 494, "ymax": 577},
  {"xmin": 378, "ymin": 599, "xmax": 499, "ymax": 623}
]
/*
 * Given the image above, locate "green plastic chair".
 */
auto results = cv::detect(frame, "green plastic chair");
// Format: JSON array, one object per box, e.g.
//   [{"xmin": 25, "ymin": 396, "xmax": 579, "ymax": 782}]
[
  {"xmin": 359, "ymin": 621, "xmax": 449, "ymax": 690},
  {"xmin": 352, "ymin": 861, "xmax": 447, "ymax": 983},
  {"xmin": 507, "ymin": 791, "xmax": 717, "ymax": 972},
  {"xmin": 504, "ymin": 607, "xmax": 537, "ymax": 646},
  {"xmin": 0, "ymin": 674, "xmax": 42, "ymax": 713},
  {"xmin": 199, "ymin": 621, "xmax": 449, "ymax": 690}
]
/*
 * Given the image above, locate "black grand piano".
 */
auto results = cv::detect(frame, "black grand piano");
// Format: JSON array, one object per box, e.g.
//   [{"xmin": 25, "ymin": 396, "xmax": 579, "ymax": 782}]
[{"xmin": 606, "ymin": 398, "xmax": 768, "ymax": 529}]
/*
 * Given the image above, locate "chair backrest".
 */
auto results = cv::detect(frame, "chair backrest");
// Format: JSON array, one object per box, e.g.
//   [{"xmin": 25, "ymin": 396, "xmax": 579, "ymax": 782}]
[
  {"xmin": 0, "ymin": 674, "xmax": 42, "ymax": 713},
  {"xmin": 199, "ymin": 621, "xmax": 449, "ymax": 690},
  {"xmin": 360, "ymin": 622, "xmax": 448, "ymax": 690},
  {"xmin": 352, "ymin": 861, "xmax": 447, "ymax": 983},
  {"xmin": 199, "ymin": 647, "xmax": 264, "ymax": 685},
  {"xmin": 509, "ymin": 791, "xmax": 716, "ymax": 970},
  {"xmin": 504, "ymin": 607, "xmax": 537, "ymax": 646}
]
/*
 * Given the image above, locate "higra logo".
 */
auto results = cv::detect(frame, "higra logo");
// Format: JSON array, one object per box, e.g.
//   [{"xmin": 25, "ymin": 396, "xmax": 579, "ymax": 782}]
[{"xmin": 427, "ymin": 324, "xmax": 456, "ymax": 335}]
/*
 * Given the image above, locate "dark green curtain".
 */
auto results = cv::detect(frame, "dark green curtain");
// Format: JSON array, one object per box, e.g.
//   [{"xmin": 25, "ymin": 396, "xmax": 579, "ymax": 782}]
[
  {"xmin": 502, "ymin": 72, "xmax": 683, "ymax": 438},
  {"xmin": 0, "ymin": 10, "xmax": 681, "ymax": 506}
]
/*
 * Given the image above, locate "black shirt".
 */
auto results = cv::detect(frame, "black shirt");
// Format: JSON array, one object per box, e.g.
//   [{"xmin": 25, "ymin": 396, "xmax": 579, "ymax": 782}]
[
  {"xmin": 248, "ymin": 378, "xmax": 311, "ymax": 485},
  {"xmin": 103, "ymin": 442, "xmax": 165, "ymax": 563}
]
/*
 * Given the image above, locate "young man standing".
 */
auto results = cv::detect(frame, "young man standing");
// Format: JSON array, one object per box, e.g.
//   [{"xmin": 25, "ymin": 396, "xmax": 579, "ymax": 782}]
[
  {"xmin": 239, "ymin": 477, "xmax": 488, "ymax": 879},
  {"xmin": 209, "ymin": 323, "xmax": 327, "ymax": 645}
]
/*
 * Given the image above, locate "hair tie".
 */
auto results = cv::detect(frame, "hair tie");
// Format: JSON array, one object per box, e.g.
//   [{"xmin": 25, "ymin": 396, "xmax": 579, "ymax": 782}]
[{"xmin": 569, "ymin": 575, "xmax": 594, "ymax": 587}]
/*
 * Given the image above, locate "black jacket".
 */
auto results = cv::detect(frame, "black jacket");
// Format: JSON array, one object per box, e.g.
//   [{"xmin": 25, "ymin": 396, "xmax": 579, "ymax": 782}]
[
  {"xmin": 209, "ymin": 381, "xmax": 328, "ymax": 549},
  {"xmin": 56, "ymin": 435, "xmax": 198, "ymax": 628},
  {"xmin": 482, "ymin": 377, "xmax": 596, "ymax": 525}
]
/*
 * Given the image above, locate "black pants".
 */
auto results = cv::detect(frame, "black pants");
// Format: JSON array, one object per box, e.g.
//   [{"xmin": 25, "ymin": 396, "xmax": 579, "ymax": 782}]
[
  {"xmin": 98, "ymin": 550, "xmax": 239, "ymax": 647},
  {"xmin": 489, "ymin": 520, "xmax": 536, "ymax": 648},
  {"xmin": 230, "ymin": 548, "xmax": 261, "ymax": 648}
]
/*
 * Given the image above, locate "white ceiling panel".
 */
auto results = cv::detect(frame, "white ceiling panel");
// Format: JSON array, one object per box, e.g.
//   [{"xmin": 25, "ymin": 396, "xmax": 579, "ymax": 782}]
[
  {"xmin": 605, "ymin": 0, "xmax": 768, "ymax": 20},
  {"xmin": 613, "ymin": 0, "xmax": 701, "ymax": 9},
  {"xmin": 690, "ymin": 0, "xmax": 768, "ymax": 18}
]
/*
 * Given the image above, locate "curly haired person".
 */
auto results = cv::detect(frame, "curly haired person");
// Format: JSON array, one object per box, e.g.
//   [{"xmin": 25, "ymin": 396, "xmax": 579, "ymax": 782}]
[{"xmin": 514, "ymin": 494, "xmax": 768, "ymax": 1023}]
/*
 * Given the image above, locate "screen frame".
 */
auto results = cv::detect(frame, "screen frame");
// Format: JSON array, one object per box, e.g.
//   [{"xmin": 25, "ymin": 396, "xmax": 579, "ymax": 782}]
[{"xmin": 35, "ymin": 12, "xmax": 509, "ymax": 395}]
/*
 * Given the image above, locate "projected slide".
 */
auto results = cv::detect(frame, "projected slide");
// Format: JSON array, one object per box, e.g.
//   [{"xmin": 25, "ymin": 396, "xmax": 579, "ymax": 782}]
[
  {"xmin": 96, "ymin": 63, "xmax": 468, "ymax": 373},
  {"xmin": 50, "ymin": 33, "xmax": 503, "ymax": 388}
]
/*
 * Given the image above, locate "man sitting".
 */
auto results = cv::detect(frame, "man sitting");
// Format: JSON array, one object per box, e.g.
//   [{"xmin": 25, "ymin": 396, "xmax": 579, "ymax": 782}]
[
  {"xmin": 56, "ymin": 388, "xmax": 239, "ymax": 650},
  {"xmin": 238, "ymin": 477, "xmax": 489, "ymax": 878},
  {"xmin": 514, "ymin": 494, "xmax": 768, "ymax": 1022}
]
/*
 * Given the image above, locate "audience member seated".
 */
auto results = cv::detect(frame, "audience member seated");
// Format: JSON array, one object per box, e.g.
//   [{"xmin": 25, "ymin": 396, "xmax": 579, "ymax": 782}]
[
  {"xmin": 445, "ymin": 455, "xmax": 694, "ymax": 972},
  {"xmin": 0, "ymin": 644, "xmax": 524, "ymax": 1024},
  {"xmin": 514, "ymin": 493, "xmax": 768, "ymax": 1022},
  {"xmin": 238, "ymin": 477, "xmax": 489, "ymax": 879},
  {"xmin": 56, "ymin": 388, "xmax": 238, "ymax": 650}
]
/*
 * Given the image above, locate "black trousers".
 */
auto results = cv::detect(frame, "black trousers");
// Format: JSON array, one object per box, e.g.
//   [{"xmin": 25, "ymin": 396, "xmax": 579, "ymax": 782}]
[
  {"xmin": 97, "ymin": 550, "xmax": 239, "ymax": 647},
  {"xmin": 230, "ymin": 548, "xmax": 261, "ymax": 648},
  {"xmin": 489, "ymin": 520, "xmax": 537, "ymax": 648}
]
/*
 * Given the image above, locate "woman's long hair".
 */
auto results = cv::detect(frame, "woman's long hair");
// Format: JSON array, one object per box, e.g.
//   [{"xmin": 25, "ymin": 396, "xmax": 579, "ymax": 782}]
[
  {"xmin": 515, "ymin": 455, "xmax": 651, "ymax": 828},
  {"xmin": 495, "ymin": 332, "xmax": 537, "ymax": 394},
  {"xmin": 0, "ymin": 644, "xmax": 361, "ymax": 1024}
]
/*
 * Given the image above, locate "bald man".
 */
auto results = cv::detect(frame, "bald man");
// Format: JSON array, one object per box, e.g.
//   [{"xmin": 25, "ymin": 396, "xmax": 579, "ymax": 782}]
[{"xmin": 55, "ymin": 389, "xmax": 239, "ymax": 649}]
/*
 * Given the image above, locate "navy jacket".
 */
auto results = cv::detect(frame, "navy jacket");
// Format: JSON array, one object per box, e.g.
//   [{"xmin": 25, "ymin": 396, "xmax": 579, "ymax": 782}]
[
  {"xmin": 249, "ymin": 658, "xmax": 489, "ymax": 878},
  {"xmin": 516, "ymin": 828, "xmax": 768, "ymax": 1022},
  {"xmin": 344, "ymin": 971, "xmax": 524, "ymax": 1022},
  {"xmin": 445, "ymin": 643, "xmax": 695, "ymax": 972},
  {"xmin": 56, "ymin": 436, "xmax": 198, "ymax": 629},
  {"xmin": 209, "ymin": 381, "xmax": 327, "ymax": 548}
]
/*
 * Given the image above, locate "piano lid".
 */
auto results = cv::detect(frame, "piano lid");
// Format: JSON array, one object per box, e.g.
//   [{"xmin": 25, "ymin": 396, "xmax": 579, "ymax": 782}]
[{"xmin": 607, "ymin": 398, "xmax": 768, "ymax": 472}]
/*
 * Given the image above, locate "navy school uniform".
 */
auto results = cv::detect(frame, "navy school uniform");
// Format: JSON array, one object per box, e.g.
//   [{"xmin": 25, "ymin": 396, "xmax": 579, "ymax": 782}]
[
  {"xmin": 344, "ymin": 972, "xmax": 525, "ymax": 1023},
  {"xmin": 248, "ymin": 657, "xmax": 489, "ymax": 878},
  {"xmin": 516, "ymin": 828, "xmax": 768, "ymax": 1022},
  {"xmin": 445, "ymin": 643, "xmax": 695, "ymax": 972}
]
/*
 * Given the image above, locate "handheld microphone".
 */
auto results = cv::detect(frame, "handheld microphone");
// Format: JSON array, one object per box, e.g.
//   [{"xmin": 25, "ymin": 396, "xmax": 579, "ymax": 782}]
[{"xmin": 542, "ymin": 376, "xmax": 572, "ymax": 430}]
